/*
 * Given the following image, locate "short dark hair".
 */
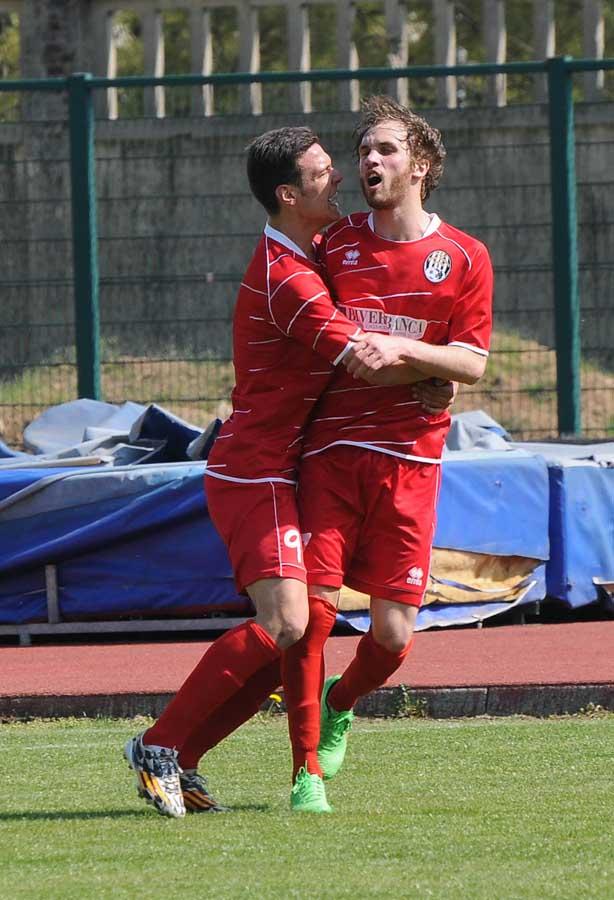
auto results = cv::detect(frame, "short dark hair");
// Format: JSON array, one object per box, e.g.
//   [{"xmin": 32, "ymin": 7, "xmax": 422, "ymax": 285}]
[
  {"xmin": 353, "ymin": 95, "xmax": 446, "ymax": 201},
  {"xmin": 246, "ymin": 127, "xmax": 320, "ymax": 215}
]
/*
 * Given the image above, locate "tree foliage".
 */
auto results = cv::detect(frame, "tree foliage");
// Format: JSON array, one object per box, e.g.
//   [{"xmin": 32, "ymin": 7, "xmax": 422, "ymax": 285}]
[
  {"xmin": 108, "ymin": 1, "xmax": 614, "ymax": 114},
  {"xmin": 0, "ymin": 2, "xmax": 611, "ymax": 118},
  {"xmin": 0, "ymin": 12, "xmax": 20, "ymax": 120}
]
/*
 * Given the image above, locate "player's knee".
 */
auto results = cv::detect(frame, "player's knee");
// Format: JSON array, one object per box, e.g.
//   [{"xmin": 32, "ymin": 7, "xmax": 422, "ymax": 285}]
[
  {"xmin": 379, "ymin": 636, "xmax": 408, "ymax": 655},
  {"xmin": 276, "ymin": 621, "xmax": 306, "ymax": 648},
  {"xmin": 276, "ymin": 608, "xmax": 309, "ymax": 648},
  {"xmin": 373, "ymin": 628, "xmax": 412, "ymax": 655}
]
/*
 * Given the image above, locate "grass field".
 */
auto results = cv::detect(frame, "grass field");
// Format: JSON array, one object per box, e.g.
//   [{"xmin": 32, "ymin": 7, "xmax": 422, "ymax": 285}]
[{"xmin": 2, "ymin": 715, "xmax": 614, "ymax": 899}]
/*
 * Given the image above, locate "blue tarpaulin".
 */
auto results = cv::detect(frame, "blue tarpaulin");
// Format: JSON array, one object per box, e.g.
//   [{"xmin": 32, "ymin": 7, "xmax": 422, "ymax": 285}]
[
  {"xmin": 434, "ymin": 450, "xmax": 550, "ymax": 558},
  {"xmin": 0, "ymin": 451, "xmax": 550, "ymax": 627},
  {"xmin": 0, "ymin": 401, "xmax": 612, "ymax": 630},
  {"xmin": 546, "ymin": 462, "xmax": 614, "ymax": 607},
  {"xmin": 0, "ymin": 464, "xmax": 248, "ymax": 624}
]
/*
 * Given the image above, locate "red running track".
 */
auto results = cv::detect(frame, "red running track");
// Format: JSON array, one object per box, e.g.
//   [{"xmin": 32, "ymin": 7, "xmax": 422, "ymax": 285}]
[{"xmin": 2, "ymin": 621, "xmax": 614, "ymax": 698}]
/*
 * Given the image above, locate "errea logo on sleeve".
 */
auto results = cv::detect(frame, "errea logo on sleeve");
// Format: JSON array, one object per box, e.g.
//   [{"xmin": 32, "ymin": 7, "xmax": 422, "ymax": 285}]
[
  {"xmin": 342, "ymin": 249, "xmax": 360, "ymax": 266},
  {"xmin": 406, "ymin": 566, "xmax": 424, "ymax": 586}
]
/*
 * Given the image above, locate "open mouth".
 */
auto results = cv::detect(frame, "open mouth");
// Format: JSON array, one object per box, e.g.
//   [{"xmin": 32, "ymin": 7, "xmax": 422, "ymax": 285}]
[{"xmin": 367, "ymin": 173, "xmax": 382, "ymax": 187}]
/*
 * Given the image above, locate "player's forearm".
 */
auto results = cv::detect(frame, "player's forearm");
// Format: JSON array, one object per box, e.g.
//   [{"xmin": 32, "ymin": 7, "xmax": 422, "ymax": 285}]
[
  {"xmin": 399, "ymin": 341, "xmax": 486, "ymax": 385},
  {"xmin": 361, "ymin": 361, "xmax": 425, "ymax": 386}
]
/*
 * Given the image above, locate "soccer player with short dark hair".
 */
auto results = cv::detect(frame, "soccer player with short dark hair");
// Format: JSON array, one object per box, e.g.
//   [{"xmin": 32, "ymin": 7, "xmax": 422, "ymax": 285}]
[{"xmin": 123, "ymin": 124, "xmax": 451, "ymax": 816}]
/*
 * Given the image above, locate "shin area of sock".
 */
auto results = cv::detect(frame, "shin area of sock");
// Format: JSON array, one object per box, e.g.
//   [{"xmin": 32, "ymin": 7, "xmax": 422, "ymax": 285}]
[
  {"xmin": 178, "ymin": 656, "xmax": 282, "ymax": 770},
  {"xmin": 144, "ymin": 620, "xmax": 279, "ymax": 749},
  {"xmin": 282, "ymin": 595, "xmax": 337, "ymax": 780},
  {"xmin": 328, "ymin": 630, "xmax": 414, "ymax": 712}
]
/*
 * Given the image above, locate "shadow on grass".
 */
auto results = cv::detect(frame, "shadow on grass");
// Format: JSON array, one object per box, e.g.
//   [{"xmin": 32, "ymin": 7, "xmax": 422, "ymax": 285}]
[
  {"xmin": 0, "ymin": 810, "xmax": 151, "ymax": 822},
  {"xmin": 222, "ymin": 804, "xmax": 269, "ymax": 812},
  {"xmin": 1, "ymin": 804, "xmax": 270, "ymax": 822}
]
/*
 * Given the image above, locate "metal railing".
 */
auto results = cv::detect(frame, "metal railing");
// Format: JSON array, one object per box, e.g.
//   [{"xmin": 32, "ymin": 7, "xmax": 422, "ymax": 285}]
[{"xmin": 0, "ymin": 57, "xmax": 613, "ymax": 445}]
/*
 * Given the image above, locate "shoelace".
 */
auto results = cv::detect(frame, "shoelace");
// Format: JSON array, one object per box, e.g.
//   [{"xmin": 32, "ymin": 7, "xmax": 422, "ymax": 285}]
[
  {"xmin": 182, "ymin": 773, "xmax": 229, "ymax": 811},
  {"xmin": 144, "ymin": 747, "xmax": 181, "ymax": 780},
  {"xmin": 305, "ymin": 775, "xmax": 326, "ymax": 802},
  {"xmin": 295, "ymin": 769, "xmax": 324, "ymax": 798},
  {"xmin": 182, "ymin": 773, "xmax": 209, "ymax": 792}
]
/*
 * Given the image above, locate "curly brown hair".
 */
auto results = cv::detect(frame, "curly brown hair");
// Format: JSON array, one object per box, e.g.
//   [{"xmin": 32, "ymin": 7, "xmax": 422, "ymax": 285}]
[{"xmin": 353, "ymin": 95, "xmax": 446, "ymax": 201}]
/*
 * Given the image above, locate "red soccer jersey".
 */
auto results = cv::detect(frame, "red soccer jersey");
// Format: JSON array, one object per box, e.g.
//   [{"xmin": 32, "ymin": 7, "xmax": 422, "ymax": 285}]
[
  {"xmin": 302, "ymin": 212, "xmax": 493, "ymax": 463},
  {"xmin": 205, "ymin": 224, "xmax": 361, "ymax": 482}
]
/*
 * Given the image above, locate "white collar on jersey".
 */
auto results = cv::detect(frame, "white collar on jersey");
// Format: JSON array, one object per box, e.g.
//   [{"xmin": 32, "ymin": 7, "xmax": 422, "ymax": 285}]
[
  {"xmin": 264, "ymin": 222, "xmax": 308, "ymax": 258},
  {"xmin": 367, "ymin": 211, "xmax": 441, "ymax": 243}
]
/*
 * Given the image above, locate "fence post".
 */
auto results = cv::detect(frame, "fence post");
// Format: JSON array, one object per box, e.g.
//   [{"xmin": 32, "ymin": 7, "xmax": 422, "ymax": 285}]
[
  {"xmin": 68, "ymin": 73, "xmax": 101, "ymax": 401},
  {"xmin": 546, "ymin": 57, "xmax": 581, "ymax": 436}
]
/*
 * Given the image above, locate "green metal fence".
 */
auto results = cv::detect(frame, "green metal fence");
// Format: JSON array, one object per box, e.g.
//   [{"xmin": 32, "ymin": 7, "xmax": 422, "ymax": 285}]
[{"xmin": 1, "ymin": 58, "xmax": 613, "ymax": 447}]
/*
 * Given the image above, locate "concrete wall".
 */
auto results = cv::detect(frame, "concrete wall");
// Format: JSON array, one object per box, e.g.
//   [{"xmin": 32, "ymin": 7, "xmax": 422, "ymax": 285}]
[{"xmin": 1, "ymin": 103, "xmax": 613, "ymax": 372}]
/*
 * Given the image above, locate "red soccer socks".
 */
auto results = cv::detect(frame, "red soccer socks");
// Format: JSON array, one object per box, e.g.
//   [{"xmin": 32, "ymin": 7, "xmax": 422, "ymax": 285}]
[
  {"xmin": 178, "ymin": 656, "xmax": 281, "ymax": 770},
  {"xmin": 144, "ymin": 620, "xmax": 279, "ymax": 750},
  {"xmin": 282, "ymin": 595, "xmax": 338, "ymax": 779},
  {"xmin": 327, "ymin": 628, "xmax": 414, "ymax": 712}
]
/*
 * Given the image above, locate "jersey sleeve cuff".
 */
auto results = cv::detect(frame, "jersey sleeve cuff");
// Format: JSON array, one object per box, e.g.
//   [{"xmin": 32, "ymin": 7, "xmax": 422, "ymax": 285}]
[
  {"xmin": 448, "ymin": 341, "xmax": 489, "ymax": 357},
  {"xmin": 332, "ymin": 329, "xmax": 362, "ymax": 366}
]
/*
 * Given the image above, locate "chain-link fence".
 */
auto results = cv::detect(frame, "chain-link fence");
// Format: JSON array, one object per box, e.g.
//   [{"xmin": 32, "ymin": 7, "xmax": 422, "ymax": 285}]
[
  {"xmin": 0, "ymin": 85, "xmax": 76, "ymax": 446},
  {"xmin": 1, "ymin": 60, "xmax": 613, "ymax": 448}
]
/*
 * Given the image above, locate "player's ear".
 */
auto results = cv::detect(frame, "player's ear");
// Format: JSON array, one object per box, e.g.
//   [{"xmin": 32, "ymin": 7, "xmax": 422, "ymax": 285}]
[
  {"xmin": 412, "ymin": 158, "xmax": 429, "ymax": 180},
  {"xmin": 276, "ymin": 183, "xmax": 298, "ymax": 209}
]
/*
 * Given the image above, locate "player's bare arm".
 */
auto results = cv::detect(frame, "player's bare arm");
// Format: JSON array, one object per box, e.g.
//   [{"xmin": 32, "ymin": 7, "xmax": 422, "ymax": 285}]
[
  {"xmin": 342, "ymin": 333, "xmax": 424, "ymax": 383},
  {"xmin": 342, "ymin": 333, "xmax": 457, "ymax": 412},
  {"xmin": 345, "ymin": 332, "xmax": 486, "ymax": 385},
  {"xmin": 357, "ymin": 366, "xmax": 457, "ymax": 413}
]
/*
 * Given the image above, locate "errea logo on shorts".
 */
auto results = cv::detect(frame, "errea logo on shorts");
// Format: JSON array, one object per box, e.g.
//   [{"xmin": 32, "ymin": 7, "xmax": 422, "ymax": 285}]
[
  {"xmin": 342, "ymin": 248, "xmax": 360, "ymax": 266},
  {"xmin": 406, "ymin": 566, "xmax": 424, "ymax": 586}
]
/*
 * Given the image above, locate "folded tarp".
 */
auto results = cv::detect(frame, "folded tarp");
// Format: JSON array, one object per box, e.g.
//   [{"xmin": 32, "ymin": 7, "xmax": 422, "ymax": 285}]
[
  {"xmin": 0, "ymin": 439, "xmax": 29, "ymax": 460},
  {"xmin": 2, "ymin": 402, "xmax": 610, "ymax": 630},
  {"xmin": 511, "ymin": 441, "xmax": 614, "ymax": 608},
  {"xmin": 435, "ymin": 449, "xmax": 550, "ymax": 558},
  {"xmin": 0, "ymin": 447, "xmax": 550, "ymax": 627},
  {"xmin": 23, "ymin": 399, "xmax": 146, "ymax": 455},
  {"xmin": 0, "ymin": 463, "xmax": 247, "ymax": 623},
  {"xmin": 5, "ymin": 399, "xmax": 213, "ymax": 468},
  {"xmin": 546, "ymin": 460, "xmax": 614, "ymax": 607}
]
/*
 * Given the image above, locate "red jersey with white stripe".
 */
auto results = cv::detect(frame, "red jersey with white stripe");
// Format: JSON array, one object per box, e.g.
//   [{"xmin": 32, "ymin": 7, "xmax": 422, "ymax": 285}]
[
  {"xmin": 206, "ymin": 224, "xmax": 360, "ymax": 483},
  {"xmin": 302, "ymin": 212, "xmax": 493, "ymax": 464}
]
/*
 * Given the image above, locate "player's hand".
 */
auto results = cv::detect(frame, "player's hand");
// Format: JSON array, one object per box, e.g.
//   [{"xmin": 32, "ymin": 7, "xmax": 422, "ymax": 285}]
[
  {"xmin": 343, "ymin": 333, "xmax": 408, "ymax": 379},
  {"xmin": 412, "ymin": 378, "xmax": 457, "ymax": 414}
]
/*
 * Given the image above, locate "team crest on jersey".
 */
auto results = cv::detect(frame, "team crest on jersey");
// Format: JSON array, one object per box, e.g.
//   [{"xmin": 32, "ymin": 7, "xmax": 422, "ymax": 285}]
[
  {"xmin": 342, "ymin": 248, "xmax": 360, "ymax": 266},
  {"xmin": 424, "ymin": 250, "xmax": 452, "ymax": 283}
]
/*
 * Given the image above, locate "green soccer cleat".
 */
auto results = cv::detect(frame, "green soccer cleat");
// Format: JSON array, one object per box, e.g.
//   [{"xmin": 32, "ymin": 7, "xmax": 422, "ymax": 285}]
[
  {"xmin": 290, "ymin": 766, "xmax": 332, "ymax": 813},
  {"xmin": 318, "ymin": 675, "xmax": 354, "ymax": 781}
]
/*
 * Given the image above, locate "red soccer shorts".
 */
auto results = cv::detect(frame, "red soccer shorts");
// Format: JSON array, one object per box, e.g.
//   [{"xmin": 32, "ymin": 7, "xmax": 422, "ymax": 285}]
[
  {"xmin": 298, "ymin": 445, "xmax": 441, "ymax": 606},
  {"xmin": 205, "ymin": 475, "xmax": 307, "ymax": 594}
]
